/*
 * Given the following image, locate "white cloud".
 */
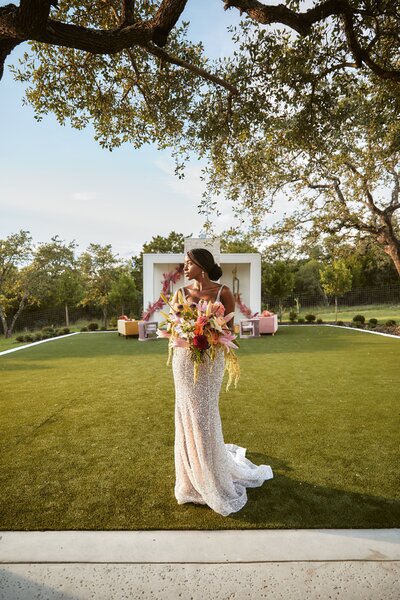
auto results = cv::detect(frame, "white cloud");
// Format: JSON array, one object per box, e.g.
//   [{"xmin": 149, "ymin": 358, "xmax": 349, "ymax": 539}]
[{"xmin": 71, "ymin": 191, "xmax": 100, "ymax": 201}]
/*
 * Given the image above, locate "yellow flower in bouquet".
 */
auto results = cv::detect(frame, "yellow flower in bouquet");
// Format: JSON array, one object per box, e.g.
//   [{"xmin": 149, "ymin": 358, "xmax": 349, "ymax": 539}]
[{"xmin": 157, "ymin": 290, "xmax": 240, "ymax": 390}]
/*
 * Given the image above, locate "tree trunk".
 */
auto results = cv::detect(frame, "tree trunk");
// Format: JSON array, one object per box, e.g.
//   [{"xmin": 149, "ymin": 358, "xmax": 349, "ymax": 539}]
[
  {"xmin": 319, "ymin": 284, "xmax": 329, "ymax": 306},
  {"xmin": 335, "ymin": 295, "xmax": 338, "ymax": 323},
  {"xmin": 102, "ymin": 306, "xmax": 108, "ymax": 328},
  {"xmin": 65, "ymin": 302, "xmax": 69, "ymax": 327},
  {"xmin": 383, "ymin": 240, "xmax": 400, "ymax": 277},
  {"xmin": 376, "ymin": 217, "xmax": 400, "ymax": 277},
  {"xmin": 0, "ymin": 306, "xmax": 10, "ymax": 338},
  {"xmin": 0, "ymin": 294, "xmax": 27, "ymax": 338}
]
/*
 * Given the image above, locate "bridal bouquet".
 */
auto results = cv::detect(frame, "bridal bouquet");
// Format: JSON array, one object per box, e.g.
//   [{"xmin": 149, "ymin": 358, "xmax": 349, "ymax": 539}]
[{"xmin": 157, "ymin": 290, "xmax": 240, "ymax": 390}]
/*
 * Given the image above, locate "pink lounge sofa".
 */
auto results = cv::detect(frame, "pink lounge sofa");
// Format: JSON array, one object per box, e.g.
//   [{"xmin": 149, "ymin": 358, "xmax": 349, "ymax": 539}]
[{"xmin": 257, "ymin": 314, "xmax": 278, "ymax": 335}]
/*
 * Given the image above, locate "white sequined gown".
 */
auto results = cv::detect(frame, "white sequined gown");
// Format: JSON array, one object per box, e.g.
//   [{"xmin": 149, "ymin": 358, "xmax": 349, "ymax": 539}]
[{"xmin": 172, "ymin": 288, "xmax": 274, "ymax": 517}]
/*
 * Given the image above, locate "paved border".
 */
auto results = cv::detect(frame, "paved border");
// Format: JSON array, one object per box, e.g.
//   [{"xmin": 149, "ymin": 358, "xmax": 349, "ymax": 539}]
[
  {"xmin": 279, "ymin": 323, "xmax": 400, "ymax": 339},
  {"xmin": 1, "ymin": 530, "xmax": 399, "ymax": 564},
  {"xmin": 323, "ymin": 323, "xmax": 400, "ymax": 339},
  {"xmin": 1, "ymin": 561, "xmax": 398, "ymax": 600}
]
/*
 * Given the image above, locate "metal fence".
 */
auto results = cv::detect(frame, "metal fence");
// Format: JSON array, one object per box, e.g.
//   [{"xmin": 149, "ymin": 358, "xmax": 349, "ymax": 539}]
[
  {"xmin": 263, "ymin": 283, "xmax": 400, "ymax": 314},
  {"xmin": 0, "ymin": 303, "xmax": 143, "ymax": 335},
  {"xmin": 1, "ymin": 283, "xmax": 399, "ymax": 335},
  {"xmin": 0, "ymin": 306, "xmax": 102, "ymax": 335}
]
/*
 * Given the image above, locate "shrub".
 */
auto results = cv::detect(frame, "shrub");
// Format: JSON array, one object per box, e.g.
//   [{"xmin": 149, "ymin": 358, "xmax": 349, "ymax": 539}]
[
  {"xmin": 305, "ymin": 314, "xmax": 316, "ymax": 323},
  {"xmin": 80, "ymin": 326, "xmax": 88, "ymax": 332},
  {"xmin": 316, "ymin": 318, "xmax": 323, "ymax": 324},
  {"xmin": 297, "ymin": 317, "xmax": 305, "ymax": 324},
  {"xmin": 42, "ymin": 326, "xmax": 55, "ymax": 333},
  {"xmin": 33, "ymin": 333, "xmax": 43, "ymax": 342},
  {"xmin": 61, "ymin": 327, "xmax": 70, "ymax": 335},
  {"xmin": 41, "ymin": 329, "xmax": 54, "ymax": 338},
  {"xmin": 289, "ymin": 310, "xmax": 297, "ymax": 323},
  {"xmin": 15, "ymin": 335, "xmax": 25, "ymax": 342},
  {"xmin": 24, "ymin": 334, "xmax": 34, "ymax": 342},
  {"xmin": 109, "ymin": 316, "xmax": 118, "ymax": 327},
  {"xmin": 100, "ymin": 326, "xmax": 107, "ymax": 331},
  {"xmin": 88, "ymin": 322, "xmax": 99, "ymax": 331},
  {"xmin": 352, "ymin": 314, "xmax": 365, "ymax": 324},
  {"xmin": 385, "ymin": 319, "xmax": 397, "ymax": 326},
  {"xmin": 369, "ymin": 318, "xmax": 378, "ymax": 325},
  {"xmin": 337, "ymin": 321, "xmax": 344, "ymax": 326}
]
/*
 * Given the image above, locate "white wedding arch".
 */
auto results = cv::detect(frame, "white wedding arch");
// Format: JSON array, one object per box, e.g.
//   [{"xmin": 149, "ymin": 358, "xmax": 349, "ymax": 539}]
[{"xmin": 142, "ymin": 237, "xmax": 261, "ymax": 323}]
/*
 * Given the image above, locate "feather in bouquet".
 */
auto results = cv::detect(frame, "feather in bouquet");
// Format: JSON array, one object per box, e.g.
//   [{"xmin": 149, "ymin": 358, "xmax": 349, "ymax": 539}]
[{"xmin": 157, "ymin": 290, "xmax": 240, "ymax": 390}]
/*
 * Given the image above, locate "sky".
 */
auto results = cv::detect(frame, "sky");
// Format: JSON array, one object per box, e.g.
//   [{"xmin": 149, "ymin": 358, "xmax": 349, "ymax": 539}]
[{"xmin": 0, "ymin": 1, "xmax": 255, "ymax": 259}]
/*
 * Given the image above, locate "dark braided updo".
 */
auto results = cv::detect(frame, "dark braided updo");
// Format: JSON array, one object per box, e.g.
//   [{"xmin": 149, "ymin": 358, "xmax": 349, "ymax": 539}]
[{"xmin": 187, "ymin": 248, "xmax": 223, "ymax": 281}]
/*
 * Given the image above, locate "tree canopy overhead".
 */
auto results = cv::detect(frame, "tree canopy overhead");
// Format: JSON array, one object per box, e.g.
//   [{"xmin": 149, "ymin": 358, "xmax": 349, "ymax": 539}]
[
  {"xmin": 2, "ymin": 2, "xmax": 400, "ymax": 272},
  {"xmin": 2, "ymin": 1, "xmax": 400, "ymax": 84}
]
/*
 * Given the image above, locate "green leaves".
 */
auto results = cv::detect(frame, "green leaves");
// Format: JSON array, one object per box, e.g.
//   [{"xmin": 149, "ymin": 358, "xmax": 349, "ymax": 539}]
[{"xmin": 320, "ymin": 260, "xmax": 353, "ymax": 297}]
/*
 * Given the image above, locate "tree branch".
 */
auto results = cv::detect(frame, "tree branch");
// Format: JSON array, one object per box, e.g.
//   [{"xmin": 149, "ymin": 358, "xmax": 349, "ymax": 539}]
[
  {"xmin": 389, "ymin": 169, "xmax": 399, "ymax": 207},
  {"xmin": 223, "ymin": 0, "xmax": 348, "ymax": 35},
  {"xmin": 17, "ymin": 0, "xmax": 52, "ymax": 35},
  {"xmin": 120, "ymin": 0, "xmax": 135, "ymax": 26},
  {"xmin": 224, "ymin": 0, "xmax": 400, "ymax": 81},
  {"xmin": 0, "ymin": 0, "xmax": 189, "ymax": 80},
  {"xmin": 341, "ymin": 10, "xmax": 400, "ymax": 81},
  {"xmin": 141, "ymin": 42, "xmax": 239, "ymax": 94},
  {"xmin": 0, "ymin": 37, "xmax": 19, "ymax": 79},
  {"xmin": 152, "ymin": 0, "xmax": 188, "ymax": 47},
  {"xmin": 344, "ymin": 161, "xmax": 384, "ymax": 216},
  {"xmin": 125, "ymin": 48, "xmax": 159, "ymax": 119}
]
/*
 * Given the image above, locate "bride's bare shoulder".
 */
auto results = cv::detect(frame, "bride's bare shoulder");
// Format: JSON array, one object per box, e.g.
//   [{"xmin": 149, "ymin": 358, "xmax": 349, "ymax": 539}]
[{"xmin": 220, "ymin": 285, "xmax": 234, "ymax": 299}]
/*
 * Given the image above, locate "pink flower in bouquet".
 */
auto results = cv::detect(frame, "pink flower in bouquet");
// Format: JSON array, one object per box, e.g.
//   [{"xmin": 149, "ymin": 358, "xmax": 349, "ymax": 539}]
[
  {"xmin": 219, "ymin": 330, "xmax": 239, "ymax": 350},
  {"xmin": 213, "ymin": 302, "xmax": 225, "ymax": 316},
  {"xmin": 196, "ymin": 315, "xmax": 209, "ymax": 326},
  {"xmin": 172, "ymin": 337, "xmax": 189, "ymax": 348},
  {"xmin": 216, "ymin": 312, "xmax": 235, "ymax": 327},
  {"xmin": 197, "ymin": 300, "xmax": 208, "ymax": 314},
  {"xmin": 193, "ymin": 334, "xmax": 210, "ymax": 351},
  {"xmin": 157, "ymin": 329, "xmax": 171, "ymax": 339}
]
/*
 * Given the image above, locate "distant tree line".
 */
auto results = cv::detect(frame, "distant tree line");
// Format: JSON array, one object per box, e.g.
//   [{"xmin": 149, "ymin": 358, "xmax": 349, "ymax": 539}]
[{"xmin": 1, "ymin": 229, "xmax": 398, "ymax": 338}]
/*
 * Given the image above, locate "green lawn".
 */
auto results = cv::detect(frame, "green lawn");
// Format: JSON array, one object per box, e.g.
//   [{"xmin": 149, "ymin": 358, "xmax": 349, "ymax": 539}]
[{"xmin": 0, "ymin": 327, "xmax": 399, "ymax": 530}]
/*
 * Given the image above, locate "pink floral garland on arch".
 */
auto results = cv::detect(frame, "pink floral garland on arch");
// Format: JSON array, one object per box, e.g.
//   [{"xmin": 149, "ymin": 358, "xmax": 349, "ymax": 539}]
[
  {"xmin": 143, "ymin": 269, "xmax": 258, "ymax": 321},
  {"xmin": 142, "ymin": 264, "xmax": 184, "ymax": 321},
  {"xmin": 235, "ymin": 293, "xmax": 258, "ymax": 318}
]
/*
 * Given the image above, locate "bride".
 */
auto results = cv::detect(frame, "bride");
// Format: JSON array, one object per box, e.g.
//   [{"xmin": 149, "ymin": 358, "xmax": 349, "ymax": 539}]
[{"xmin": 169, "ymin": 247, "xmax": 273, "ymax": 517}]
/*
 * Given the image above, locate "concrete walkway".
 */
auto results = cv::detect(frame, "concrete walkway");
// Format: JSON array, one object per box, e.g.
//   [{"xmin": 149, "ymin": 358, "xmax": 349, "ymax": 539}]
[{"xmin": 1, "ymin": 529, "xmax": 399, "ymax": 599}]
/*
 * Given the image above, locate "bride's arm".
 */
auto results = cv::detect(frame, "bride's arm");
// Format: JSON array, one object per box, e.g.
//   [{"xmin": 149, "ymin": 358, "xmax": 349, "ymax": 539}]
[{"xmin": 220, "ymin": 286, "xmax": 235, "ymax": 332}]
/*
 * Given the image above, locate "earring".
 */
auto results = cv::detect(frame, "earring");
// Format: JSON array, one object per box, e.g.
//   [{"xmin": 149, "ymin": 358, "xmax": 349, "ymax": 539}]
[{"xmin": 201, "ymin": 271, "xmax": 205, "ymax": 278}]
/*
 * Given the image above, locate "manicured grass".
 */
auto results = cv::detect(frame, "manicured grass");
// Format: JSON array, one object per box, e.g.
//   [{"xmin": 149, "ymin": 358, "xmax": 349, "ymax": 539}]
[
  {"xmin": 0, "ymin": 328, "xmax": 399, "ymax": 530},
  {"xmin": 282, "ymin": 303, "xmax": 400, "ymax": 323}
]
